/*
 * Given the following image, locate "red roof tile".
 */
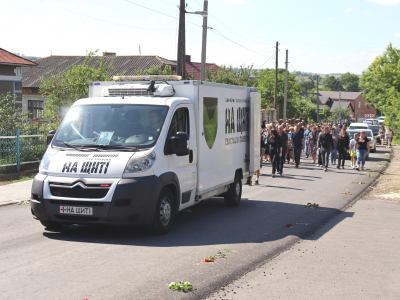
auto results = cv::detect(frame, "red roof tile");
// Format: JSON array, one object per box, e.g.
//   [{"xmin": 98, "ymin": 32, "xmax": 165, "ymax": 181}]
[
  {"xmin": 173, "ymin": 55, "xmax": 223, "ymax": 80},
  {"xmin": 0, "ymin": 48, "xmax": 37, "ymax": 66}
]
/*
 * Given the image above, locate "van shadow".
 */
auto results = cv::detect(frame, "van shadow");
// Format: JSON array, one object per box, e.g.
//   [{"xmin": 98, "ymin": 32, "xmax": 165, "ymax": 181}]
[{"xmin": 43, "ymin": 198, "xmax": 354, "ymax": 248}]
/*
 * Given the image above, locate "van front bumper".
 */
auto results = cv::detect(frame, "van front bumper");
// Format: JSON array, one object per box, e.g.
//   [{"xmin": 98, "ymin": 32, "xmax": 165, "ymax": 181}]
[{"xmin": 30, "ymin": 175, "xmax": 162, "ymax": 225}]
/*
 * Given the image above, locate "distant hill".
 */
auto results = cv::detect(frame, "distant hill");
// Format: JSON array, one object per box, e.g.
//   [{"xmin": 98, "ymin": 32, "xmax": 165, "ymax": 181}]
[{"xmin": 13, "ymin": 53, "xmax": 41, "ymax": 61}]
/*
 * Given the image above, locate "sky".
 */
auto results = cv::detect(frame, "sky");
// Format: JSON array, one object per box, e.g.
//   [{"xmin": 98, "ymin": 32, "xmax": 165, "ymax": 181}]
[{"xmin": 2, "ymin": 0, "xmax": 400, "ymax": 74}]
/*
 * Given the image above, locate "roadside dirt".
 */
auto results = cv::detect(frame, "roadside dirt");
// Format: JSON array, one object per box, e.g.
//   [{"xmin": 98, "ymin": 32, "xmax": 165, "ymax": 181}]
[{"xmin": 366, "ymin": 145, "xmax": 400, "ymax": 204}]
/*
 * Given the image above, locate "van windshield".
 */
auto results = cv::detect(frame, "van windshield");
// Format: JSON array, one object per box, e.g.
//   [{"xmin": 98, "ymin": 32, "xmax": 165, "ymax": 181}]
[
  {"xmin": 349, "ymin": 126, "xmax": 368, "ymax": 130},
  {"xmin": 53, "ymin": 104, "xmax": 169, "ymax": 149}
]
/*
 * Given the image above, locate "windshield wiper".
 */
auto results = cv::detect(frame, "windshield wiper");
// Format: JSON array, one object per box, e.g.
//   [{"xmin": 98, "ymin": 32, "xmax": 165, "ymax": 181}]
[
  {"xmin": 55, "ymin": 140, "xmax": 100, "ymax": 152},
  {"xmin": 89, "ymin": 145, "xmax": 139, "ymax": 151}
]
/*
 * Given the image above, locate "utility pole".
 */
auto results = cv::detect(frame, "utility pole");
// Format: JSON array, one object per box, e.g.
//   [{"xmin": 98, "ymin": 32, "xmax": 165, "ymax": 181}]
[
  {"xmin": 316, "ymin": 75, "xmax": 320, "ymax": 123},
  {"xmin": 283, "ymin": 49, "xmax": 288, "ymax": 126},
  {"xmin": 139, "ymin": 45, "xmax": 141, "ymax": 55},
  {"xmin": 200, "ymin": 0, "xmax": 208, "ymax": 81},
  {"xmin": 177, "ymin": 0, "xmax": 186, "ymax": 78},
  {"xmin": 274, "ymin": 41, "xmax": 278, "ymax": 111},
  {"xmin": 339, "ymin": 90, "xmax": 342, "ymax": 123}
]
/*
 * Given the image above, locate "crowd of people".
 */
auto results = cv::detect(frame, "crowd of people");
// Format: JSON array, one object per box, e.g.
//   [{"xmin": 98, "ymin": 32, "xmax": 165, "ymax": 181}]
[{"xmin": 247, "ymin": 120, "xmax": 394, "ymax": 185}]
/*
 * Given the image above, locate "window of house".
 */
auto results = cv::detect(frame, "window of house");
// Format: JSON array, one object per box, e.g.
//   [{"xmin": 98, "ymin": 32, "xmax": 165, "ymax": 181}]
[
  {"xmin": 357, "ymin": 113, "xmax": 362, "ymax": 118},
  {"xmin": 31, "ymin": 88, "xmax": 39, "ymax": 93},
  {"xmin": 28, "ymin": 100, "xmax": 44, "ymax": 119},
  {"xmin": 358, "ymin": 101, "xmax": 362, "ymax": 108}
]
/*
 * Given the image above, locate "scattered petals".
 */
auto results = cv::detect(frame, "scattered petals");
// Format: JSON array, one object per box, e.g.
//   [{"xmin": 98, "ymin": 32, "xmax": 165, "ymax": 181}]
[{"xmin": 286, "ymin": 224, "xmax": 294, "ymax": 228}]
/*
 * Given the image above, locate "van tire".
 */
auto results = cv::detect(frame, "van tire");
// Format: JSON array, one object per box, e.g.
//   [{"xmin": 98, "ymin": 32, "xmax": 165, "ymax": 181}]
[
  {"xmin": 152, "ymin": 188, "xmax": 175, "ymax": 235},
  {"xmin": 40, "ymin": 221, "xmax": 63, "ymax": 229},
  {"xmin": 224, "ymin": 174, "xmax": 242, "ymax": 207}
]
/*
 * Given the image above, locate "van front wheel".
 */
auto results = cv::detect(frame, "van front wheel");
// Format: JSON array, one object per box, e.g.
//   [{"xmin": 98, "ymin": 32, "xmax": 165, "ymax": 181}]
[
  {"xmin": 224, "ymin": 174, "xmax": 242, "ymax": 207},
  {"xmin": 152, "ymin": 188, "xmax": 175, "ymax": 235}
]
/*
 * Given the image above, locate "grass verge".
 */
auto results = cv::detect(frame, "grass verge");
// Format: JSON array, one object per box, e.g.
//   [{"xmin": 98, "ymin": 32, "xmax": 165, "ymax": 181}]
[{"xmin": 0, "ymin": 174, "xmax": 36, "ymax": 186}]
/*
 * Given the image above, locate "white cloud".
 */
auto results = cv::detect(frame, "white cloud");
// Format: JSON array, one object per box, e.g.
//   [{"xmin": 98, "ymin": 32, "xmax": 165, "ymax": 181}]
[
  {"xmin": 211, "ymin": 0, "xmax": 248, "ymax": 4},
  {"xmin": 345, "ymin": 8, "xmax": 354, "ymax": 12},
  {"xmin": 367, "ymin": 0, "xmax": 400, "ymax": 6},
  {"xmin": 327, "ymin": 17, "xmax": 334, "ymax": 21},
  {"xmin": 395, "ymin": 33, "xmax": 400, "ymax": 36}
]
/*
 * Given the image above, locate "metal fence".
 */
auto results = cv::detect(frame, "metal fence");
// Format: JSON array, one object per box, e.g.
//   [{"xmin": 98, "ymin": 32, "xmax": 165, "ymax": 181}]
[{"xmin": 0, "ymin": 128, "xmax": 47, "ymax": 174}]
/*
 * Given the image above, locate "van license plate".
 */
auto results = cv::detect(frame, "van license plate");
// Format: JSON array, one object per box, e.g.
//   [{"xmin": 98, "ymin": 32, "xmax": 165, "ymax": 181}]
[{"xmin": 60, "ymin": 206, "xmax": 93, "ymax": 215}]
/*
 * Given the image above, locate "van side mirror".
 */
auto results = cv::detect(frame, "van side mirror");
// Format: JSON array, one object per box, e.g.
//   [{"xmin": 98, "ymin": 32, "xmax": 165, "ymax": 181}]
[
  {"xmin": 170, "ymin": 132, "xmax": 189, "ymax": 156},
  {"xmin": 47, "ymin": 130, "xmax": 56, "ymax": 146}
]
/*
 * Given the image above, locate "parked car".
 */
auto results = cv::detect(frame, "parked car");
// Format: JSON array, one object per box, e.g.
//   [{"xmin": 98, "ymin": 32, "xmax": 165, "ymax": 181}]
[
  {"xmin": 348, "ymin": 123, "xmax": 369, "ymax": 130},
  {"xmin": 368, "ymin": 125, "xmax": 380, "ymax": 142},
  {"xmin": 347, "ymin": 129, "xmax": 376, "ymax": 160},
  {"xmin": 378, "ymin": 116, "xmax": 386, "ymax": 125},
  {"xmin": 363, "ymin": 119, "xmax": 379, "ymax": 125}
]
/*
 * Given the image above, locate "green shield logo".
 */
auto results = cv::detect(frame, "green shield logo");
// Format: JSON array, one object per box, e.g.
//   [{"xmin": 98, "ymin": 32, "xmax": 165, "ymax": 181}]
[{"xmin": 203, "ymin": 97, "xmax": 218, "ymax": 149}]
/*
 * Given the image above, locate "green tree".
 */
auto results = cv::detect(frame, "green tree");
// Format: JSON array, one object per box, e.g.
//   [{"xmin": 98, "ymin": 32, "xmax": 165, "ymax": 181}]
[
  {"xmin": 330, "ymin": 107, "xmax": 351, "ymax": 121},
  {"xmin": 0, "ymin": 93, "xmax": 30, "ymax": 131},
  {"xmin": 295, "ymin": 76, "xmax": 315, "ymax": 93},
  {"xmin": 361, "ymin": 43, "xmax": 400, "ymax": 137},
  {"xmin": 40, "ymin": 50, "xmax": 114, "ymax": 123},
  {"xmin": 255, "ymin": 69, "xmax": 301, "ymax": 114},
  {"xmin": 340, "ymin": 72, "xmax": 360, "ymax": 91},
  {"xmin": 324, "ymin": 75, "xmax": 343, "ymax": 91},
  {"xmin": 287, "ymin": 96, "xmax": 317, "ymax": 123}
]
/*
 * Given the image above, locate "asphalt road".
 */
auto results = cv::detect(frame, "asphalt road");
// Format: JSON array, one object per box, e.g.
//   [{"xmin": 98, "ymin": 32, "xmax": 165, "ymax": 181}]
[{"xmin": 0, "ymin": 147, "xmax": 391, "ymax": 300}]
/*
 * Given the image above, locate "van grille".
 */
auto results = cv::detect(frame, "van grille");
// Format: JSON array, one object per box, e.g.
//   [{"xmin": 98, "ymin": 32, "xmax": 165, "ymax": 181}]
[
  {"xmin": 108, "ymin": 88, "xmax": 154, "ymax": 96},
  {"xmin": 49, "ymin": 185, "xmax": 109, "ymax": 199},
  {"xmin": 50, "ymin": 200, "xmax": 105, "ymax": 207}
]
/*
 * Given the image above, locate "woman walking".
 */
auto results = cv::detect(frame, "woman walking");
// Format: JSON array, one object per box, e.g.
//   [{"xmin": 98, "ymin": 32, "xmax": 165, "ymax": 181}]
[
  {"xmin": 330, "ymin": 128, "xmax": 339, "ymax": 165},
  {"xmin": 379, "ymin": 125, "xmax": 385, "ymax": 146},
  {"xmin": 308, "ymin": 126, "xmax": 319, "ymax": 163},
  {"xmin": 337, "ymin": 127, "xmax": 350, "ymax": 169},
  {"xmin": 355, "ymin": 130, "xmax": 370, "ymax": 171},
  {"xmin": 386, "ymin": 127, "xmax": 393, "ymax": 148},
  {"xmin": 350, "ymin": 133, "xmax": 358, "ymax": 169},
  {"xmin": 268, "ymin": 129, "xmax": 283, "ymax": 178}
]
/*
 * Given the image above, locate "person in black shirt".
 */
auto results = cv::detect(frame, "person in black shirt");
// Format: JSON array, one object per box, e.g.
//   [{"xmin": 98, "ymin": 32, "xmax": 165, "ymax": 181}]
[
  {"xmin": 290, "ymin": 125, "xmax": 304, "ymax": 168},
  {"xmin": 277, "ymin": 125, "xmax": 288, "ymax": 175},
  {"xmin": 337, "ymin": 127, "xmax": 350, "ymax": 169},
  {"xmin": 268, "ymin": 129, "xmax": 283, "ymax": 177},
  {"xmin": 318, "ymin": 127, "xmax": 334, "ymax": 171},
  {"xmin": 355, "ymin": 130, "xmax": 370, "ymax": 171}
]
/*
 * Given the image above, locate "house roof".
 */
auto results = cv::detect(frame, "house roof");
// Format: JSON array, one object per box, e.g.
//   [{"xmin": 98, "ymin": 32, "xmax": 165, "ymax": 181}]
[
  {"xmin": 319, "ymin": 91, "xmax": 362, "ymax": 100},
  {"xmin": 22, "ymin": 55, "xmax": 176, "ymax": 88},
  {"xmin": 331, "ymin": 101, "xmax": 354, "ymax": 112},
  {"xmin": 0, "ymin": 48, "xmax": 37, "ymax": 66},
  {"xmin": 318, "ymin": 96, "xmax": 331, "ymax": 105},
  {"xmin": 173, "ymin": 55, "xmax": 224, "ymax": 80}
]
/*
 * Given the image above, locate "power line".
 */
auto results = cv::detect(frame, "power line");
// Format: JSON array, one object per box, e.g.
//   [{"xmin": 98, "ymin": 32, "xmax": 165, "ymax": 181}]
[
  {"xmin": 211, "ymin": 28, "xmax": 272, "ymax": 58},
  {"xmin": 39, "ymin": 0, "xmax": 174, "ymax": 31},
  {"xmin": 122, "ymin": 0, "xmax": 202, "ymax": 28},
  {"xmin": 258, "ymin": 53, "xmax": 275, "ymax": 69}
]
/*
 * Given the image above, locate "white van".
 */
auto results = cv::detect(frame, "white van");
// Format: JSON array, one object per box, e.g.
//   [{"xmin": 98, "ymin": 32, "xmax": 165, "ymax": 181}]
[
  {"xmin": 348, "ymin": 123, "xmax": 369, "ymax": 130},
  {"xmin": 30, "ymin": 76, "xmax": 261, "ymax": 234}
]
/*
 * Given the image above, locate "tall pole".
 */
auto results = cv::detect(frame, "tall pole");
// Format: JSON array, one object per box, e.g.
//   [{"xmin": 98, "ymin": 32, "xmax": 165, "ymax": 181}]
[
  {"xmin": 316, "ymin": 75, "xmax": 320, "ymax": 123},
  {"xmin": 283, "ymin": 49, "xmax": 288, "ymax": 126},
  {"xmin": 200, "ymin": 0, "xmax": 208, "ymax": 81},
  {"xmin": 339, "ymin": 90, "xmax": 341, "ymax": 123},
  {"xmin": 177, "ymin": 0, "xmax": 186, "ymax": 78},
  {"xmin": 274, "ymin": 41, "xmax": 278, "ymax": 111}
]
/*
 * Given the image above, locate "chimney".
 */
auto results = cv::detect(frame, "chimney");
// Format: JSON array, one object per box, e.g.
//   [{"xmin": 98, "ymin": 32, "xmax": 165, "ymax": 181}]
[
  {"xmin": 104, "ymin": 52, "xmax": 116, "ymax": 56},
  {"xmin": 185, "ymin": 55, "xmax": 191, "ymax": 63}
]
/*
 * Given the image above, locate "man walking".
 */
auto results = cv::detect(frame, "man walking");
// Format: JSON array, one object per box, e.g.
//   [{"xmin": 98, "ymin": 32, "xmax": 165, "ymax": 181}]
[
  {"xmin": 304, "ymin": 125, "xmax": 311, "ymax": 158},
  {"xmin": 278, "ymin": 125, "xmax": 289, "ymax": 175},
  {"xmin": 290, "ymin": 125, "xmax": 305, "ymax": 168},
  {"xmin": 318, "ymin": 127, "xmax": 334, "ymax": 172}
]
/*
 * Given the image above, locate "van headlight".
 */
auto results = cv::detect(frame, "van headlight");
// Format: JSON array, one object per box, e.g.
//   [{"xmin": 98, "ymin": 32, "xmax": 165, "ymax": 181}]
[
  {"xmin": 39, "ymin": 150, "xmax": 52, "ymax": 171},
  {"xmin": 124, "ymin": 151, "xmax": 156, "ymax": 173}
]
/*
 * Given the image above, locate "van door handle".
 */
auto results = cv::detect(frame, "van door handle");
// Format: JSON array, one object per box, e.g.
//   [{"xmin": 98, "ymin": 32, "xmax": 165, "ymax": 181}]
[{"xmin": 189, "ymin": 150, "xmax": 193, "ymax": 163}]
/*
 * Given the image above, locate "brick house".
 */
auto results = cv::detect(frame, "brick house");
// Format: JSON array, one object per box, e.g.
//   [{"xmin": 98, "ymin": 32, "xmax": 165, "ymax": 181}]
[
  {"xmin": 0, "ymin": 48, "xmax": 37, "ymax": 109},
  {"xmin": 21, "ymin": 53, "xmax": 176, "ymax": 118},
  {"xmin": 318, "ymin": 91, "xmax": 378, "ymax": 121},
  {"xmin": 173, "ymin": 55, "xmax": 224, "ymax": 80}
]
